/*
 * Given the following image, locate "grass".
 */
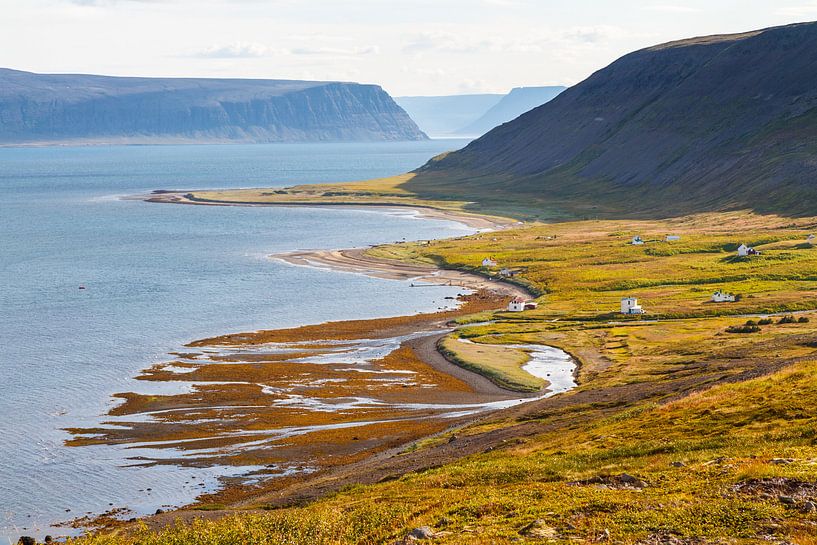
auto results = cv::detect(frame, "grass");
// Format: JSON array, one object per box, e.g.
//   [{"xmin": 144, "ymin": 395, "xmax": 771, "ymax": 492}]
[
  {"xmin": 187, "ymin": 174, "xmax": 475, "ymax": 215},
  {"xmin": 437, "ymin": 335, "xmax": 543, "ymax": 392},
  {"xmin": 73, "ymin": 358, "xmax": 817, "ymax": 544},
  {"xmin": 65, "ymin": 207, "xmax": 817, "ymax": 544}
]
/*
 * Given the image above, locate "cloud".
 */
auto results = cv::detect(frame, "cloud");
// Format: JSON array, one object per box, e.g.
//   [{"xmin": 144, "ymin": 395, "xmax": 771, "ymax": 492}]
[
  {"xmin": 288, "ymin": 45, "xmax": 380, "ymax": 56},
  {"xmin": 776, "ymin": 2, "xmax": 817, "ymax": 17},
  {"xmin": 402, "ymin": 26, "xmax": 628, "ymax": 55},
  {"xmin": 66, "ymin": 0, "xmax": 167, "ymax": 4},
  {"xmin": 188, "ymin": 41, "xmax": 277, "ymax": 58},
  {"xmin": 643, "ymin": 4, "xmax": 702, "ymax": 13},
  {"xmin": 186, "ymin": 42, "xmax": 379, "ymax": 59}
]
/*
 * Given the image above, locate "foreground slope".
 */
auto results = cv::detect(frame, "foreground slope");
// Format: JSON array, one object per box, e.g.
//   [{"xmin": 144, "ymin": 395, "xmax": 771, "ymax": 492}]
[
  {"xmin": 70, "ymin": 212, "xmax": 817, "ymax": 544},
  {"xmin": 410, "ymin": 23, "xmax": 817, "ymax": 217},
  {"xmin": 0, "ymin": 69, "xmax": 426, "ymax": 144}
]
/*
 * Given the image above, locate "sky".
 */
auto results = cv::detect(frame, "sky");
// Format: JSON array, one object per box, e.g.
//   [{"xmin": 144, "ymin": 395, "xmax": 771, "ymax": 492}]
[{"xmin": 2, "ymin": 0, "xmax": 816, "ymax": 96}]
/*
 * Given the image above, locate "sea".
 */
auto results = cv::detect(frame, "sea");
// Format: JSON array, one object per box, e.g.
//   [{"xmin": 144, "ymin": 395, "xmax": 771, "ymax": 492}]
[{"xmin": 0, "ymin": 140, "xmax": 474, "ymax": 540}]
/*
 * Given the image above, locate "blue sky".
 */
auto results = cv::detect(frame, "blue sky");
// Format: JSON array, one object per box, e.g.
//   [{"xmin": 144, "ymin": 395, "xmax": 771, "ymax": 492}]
[{"xmin": 2, "ymin": 0, "xmax": 816, "ymax": 95}]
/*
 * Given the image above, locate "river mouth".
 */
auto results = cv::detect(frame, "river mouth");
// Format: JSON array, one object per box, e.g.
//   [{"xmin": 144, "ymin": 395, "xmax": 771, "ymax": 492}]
[{"xmin": 65, "ymin": 292, "xmax": 576, "ymax": 526}]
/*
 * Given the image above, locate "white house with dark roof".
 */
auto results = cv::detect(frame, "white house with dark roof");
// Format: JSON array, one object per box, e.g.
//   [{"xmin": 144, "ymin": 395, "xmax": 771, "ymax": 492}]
[{"xmin": 621, "ymin": 297, "xmax": 645, "ymax": 314}]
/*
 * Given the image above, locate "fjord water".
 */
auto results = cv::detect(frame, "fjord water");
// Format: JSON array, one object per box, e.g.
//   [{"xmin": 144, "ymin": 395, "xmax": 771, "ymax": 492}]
[{"xmin": 0, "ymin": 141, "xmax": 471, "ymax": 539}]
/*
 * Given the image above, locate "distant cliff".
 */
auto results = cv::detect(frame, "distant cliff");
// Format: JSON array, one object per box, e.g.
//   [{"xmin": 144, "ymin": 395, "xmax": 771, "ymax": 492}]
[
  {"xmin": 455, "ymin": 86, "xmax": 565, "ymax": 136},
  {"xmin": 0, "ymin": 69, "xmax": 427, "ymax": 144},
  {"xmin": 395, "ymin": 94, "xmax": 503, "ymax": 136},
  {"xmin": 414, "ymin": 23, "xmax": 817, "ymax": 217}
]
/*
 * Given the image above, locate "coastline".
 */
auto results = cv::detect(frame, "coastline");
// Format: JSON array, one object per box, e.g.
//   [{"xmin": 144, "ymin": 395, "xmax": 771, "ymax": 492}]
[
  {"xmin": 273, "ymin": 247, "xmax": 531, "ymax": 297},
  {"xmin": 141, "ymin": 190, "xmax": 520, "ymax": 232},
  {"xmin": 60, "ymin": 193, "xmax": 554, "ymax": 534}
]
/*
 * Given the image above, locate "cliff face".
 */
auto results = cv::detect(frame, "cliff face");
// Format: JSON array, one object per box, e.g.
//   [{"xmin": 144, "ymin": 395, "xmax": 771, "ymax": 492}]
[
  {"xmin": 0, "ymin": 70, "xmax": 427, "ymax": 143},
  {"xmin": 418, "ymin": 23, "xmax": 817, "ymax": 216}
]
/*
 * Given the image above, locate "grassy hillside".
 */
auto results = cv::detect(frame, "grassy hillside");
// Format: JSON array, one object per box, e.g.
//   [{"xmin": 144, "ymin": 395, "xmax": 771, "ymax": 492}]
[
  {"xmin": 409, "ymin": 22, "xmax": 817, "ymax": 218},
  {"xmin": 64, "ymin": 211, "xmax": 817, "ymax": 544},
  {"xmin": 75, "ymin": 357, "xmax": 817, "ymax": 544}
]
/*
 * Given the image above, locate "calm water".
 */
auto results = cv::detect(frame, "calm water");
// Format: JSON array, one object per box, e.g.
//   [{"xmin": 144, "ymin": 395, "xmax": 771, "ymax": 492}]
[{"xmin": 0, "ymin": 141, "xmax": 472, "ymax": 540}]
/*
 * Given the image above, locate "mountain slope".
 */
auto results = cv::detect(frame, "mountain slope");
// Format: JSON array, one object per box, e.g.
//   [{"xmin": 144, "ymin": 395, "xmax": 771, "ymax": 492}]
[
  {"xmin": 0, "ymin": 69, "xmax": 427, "ymax": 144},
  {"xmin": 394, "ymin": 94, "xmax": 502, "ymax": 136},
  {"xmin": 413, "ymin": 23, "xmax": 817, "ymax": 217},
  {"xmin": 455, "ymin": 86, "xmax": 565, "ymax": 136}
]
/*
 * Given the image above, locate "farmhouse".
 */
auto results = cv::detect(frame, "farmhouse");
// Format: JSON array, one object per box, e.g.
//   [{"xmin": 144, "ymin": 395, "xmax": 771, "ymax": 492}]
[
  {"xmin": 737, "ymin": 244, "xmax": 759, "ymax": 257},
  {"xmin": 808, "ymin": 234, "xmax": 815, "ymax": 245},
  {"xmin": 712, "ymin": 290, "xmax": 736, "ymax": 303},
  {"xmin": 631, "ymin": 236, "xmax": 645, "ymax": 245},
  {"xmin": 482, "ymin": 257, "xmax": 498, "ymax": 267},
  {"xmin": 508, "ymin": 297, "xmax": 538, "ymax": 312},
  {"xmin": 666, "ymin": 235, "xmax": 681, "ymax": 241},
  {"xmin": 621, "ymin": 297, "xmax": 645, "ymax": 315}
]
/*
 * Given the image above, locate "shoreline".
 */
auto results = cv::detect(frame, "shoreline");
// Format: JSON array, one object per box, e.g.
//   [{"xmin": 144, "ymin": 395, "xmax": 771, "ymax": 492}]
[
  {"xmin": 141, "ymin": 190, "xmax": 520, "ymax": 232},
  {"xmin": 273, "ymin": 247, "xmax": 532, "ymax": 298},
  {"xmin": 56, "ymin": 192, "xmax": 555, "ymax": 536}
]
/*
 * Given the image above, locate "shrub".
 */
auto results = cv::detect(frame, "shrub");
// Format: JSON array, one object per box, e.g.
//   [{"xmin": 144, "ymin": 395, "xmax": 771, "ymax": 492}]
[
  {"xmin": 778, "ymin": 315, "xmax": 797, "ymax": 324},
  {"xmin": 726, "ymin": 325, "xmax": 761, "ymax": 334},
  {"xmin": 757, "ymin": 318, "xmax": 773, "ymax": 325},
  {"xmin": 745, "ymin": 320, "xmax": 757, "ymax": 326},
  {"xmin": 799, "ymin": 316, "xmax": 810, "ymax": 323}
]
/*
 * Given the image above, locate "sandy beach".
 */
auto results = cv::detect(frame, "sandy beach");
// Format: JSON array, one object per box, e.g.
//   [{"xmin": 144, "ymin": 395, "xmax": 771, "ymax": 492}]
[{"xmin": 273, "ymin": 247, "xmax": 531, "ymax": 298}]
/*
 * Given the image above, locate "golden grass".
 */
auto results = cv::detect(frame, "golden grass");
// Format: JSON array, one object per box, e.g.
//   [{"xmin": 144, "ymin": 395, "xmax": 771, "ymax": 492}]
[{"xmin": 438, "ymin": 335, "xmax": 542, "ymax": 392}]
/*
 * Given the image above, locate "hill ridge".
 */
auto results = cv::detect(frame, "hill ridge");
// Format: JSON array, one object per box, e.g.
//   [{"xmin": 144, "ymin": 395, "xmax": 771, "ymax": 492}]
[{"xmin": 414, "ymin": 21, "xmax": 817, "ymax": 217}]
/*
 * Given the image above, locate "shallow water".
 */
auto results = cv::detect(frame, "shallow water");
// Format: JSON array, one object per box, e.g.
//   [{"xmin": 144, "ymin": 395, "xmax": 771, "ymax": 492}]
[{"xmin": 0, "ymin": 141, "xmax": 475, "ymax": 540}]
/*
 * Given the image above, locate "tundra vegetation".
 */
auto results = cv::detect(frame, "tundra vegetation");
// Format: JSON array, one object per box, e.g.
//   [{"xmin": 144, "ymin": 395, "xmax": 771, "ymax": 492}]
[{"xmin": 64, "ymin": 207, "xmax": 817, "ymax": 545}]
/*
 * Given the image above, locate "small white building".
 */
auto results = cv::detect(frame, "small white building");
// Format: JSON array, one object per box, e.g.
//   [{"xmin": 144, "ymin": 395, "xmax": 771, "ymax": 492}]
[
  {"xmin": 712, "ymin": 290, "xmax": 736, "ymax": 303},
  {"xmin": 482, "ymin": 257, "xmax": 498, "ymax": 267},
  {"xmin": 631, "ymin": 236, "xmax": 645, "ymax": 245},
  {"xmin": 737, "ymin": 244, "xmax": 759, "ymax": 257},
  {"xmin": 621, "ymin": 297, "xmax": 645, "ymax": 315},
  {"xmin": 508, "ymin": 297, "xmax": 526, "ymax": 312},
  {"xmin": 808, "ymin": 234, "xmax": 815, "ymax": 245},
  {"xmin": 666, "ymin": 235, "xmax": 681, "ymax": 241},
  {"xmin": 499, "ymin": 268, "xmax": 517, "ymax": 277}
]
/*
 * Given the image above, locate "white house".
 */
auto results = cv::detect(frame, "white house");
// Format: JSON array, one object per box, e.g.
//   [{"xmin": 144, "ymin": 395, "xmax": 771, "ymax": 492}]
[
  {"xmin": 711, "ymin": 290, "xmax": 736, "ymax": 303},
  {"xmin": 808, "ymin": 234, "xmax": 815, "ymax": 245},
  {"xmin": 508, "ymin": 297, "xmax": 526, "ymax": 312},
  {"xmin": 621, "ymin": 297, "xmax": 645, "ymax": 315},
  {"xmin": 482, "ymin": 257, "xmax": 498, "ymax": 267},
  {"xmin": 499, "ymin": 268, "xmax": 516, "ymax": 277},
  {"xmin": 631, "ymin": 236, "xmax": 645, "ymax": 245},
  {"xmin": 737, "ymin": 244, "xmax": 750, "ymax": 257},
  {"xmin": 666, "ymin": 235, "xmax": 681, "ymax": 241}
]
